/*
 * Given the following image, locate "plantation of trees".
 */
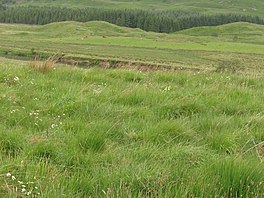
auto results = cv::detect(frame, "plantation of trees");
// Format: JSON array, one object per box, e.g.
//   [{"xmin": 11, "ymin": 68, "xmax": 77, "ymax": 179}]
[{"xmin": 0, "ymin": 6, "xmax": 263, "ymax": 33}]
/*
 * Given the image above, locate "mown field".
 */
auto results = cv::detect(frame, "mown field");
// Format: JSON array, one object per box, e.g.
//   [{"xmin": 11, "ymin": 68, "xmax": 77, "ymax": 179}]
[
  {"xmin": 1, "ymin": 55, "xmax": 264, "ymax": 197},
  {"xmin": 1, "ymin": 21, "xmax": 264, "ymax": 75},
  {"xmin": 13, "ymin": 0, "xmax": 264, "ymax": 18}
]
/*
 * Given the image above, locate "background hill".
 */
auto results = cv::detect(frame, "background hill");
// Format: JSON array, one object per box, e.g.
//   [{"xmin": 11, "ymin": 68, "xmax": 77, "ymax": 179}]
[
  {"xmin": 12, "ymin": 0, "xmax": 264, "ymax": 18},
  {"xmin": 0, "ymin": 0, "xmax": 264, "ymax": 33}
]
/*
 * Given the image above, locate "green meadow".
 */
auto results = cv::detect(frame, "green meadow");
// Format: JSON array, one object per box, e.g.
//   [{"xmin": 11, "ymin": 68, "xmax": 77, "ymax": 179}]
[
  {"xmin": 1, "ymin": 56, "xmax": 264, "ymax": 197},
  {"xmin": 0, "ymin": 4, "xmax": 264, "ymax": 196}
]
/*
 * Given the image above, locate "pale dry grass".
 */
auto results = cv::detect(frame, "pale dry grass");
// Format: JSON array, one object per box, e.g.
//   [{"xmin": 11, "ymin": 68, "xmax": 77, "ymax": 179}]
[{"xmin": 30, "ymin": 55, "xmax": 57, "ymax": 73}]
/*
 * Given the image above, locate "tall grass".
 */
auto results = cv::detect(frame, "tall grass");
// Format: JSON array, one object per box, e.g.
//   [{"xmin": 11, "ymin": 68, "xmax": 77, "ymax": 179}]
[
  {"xmin": 0, "ymin": 58, "xmax": 264, "ymax": 197},
  {"xmin": 30, "ymin": 56, "xmax": 57, "ymax": 73}
]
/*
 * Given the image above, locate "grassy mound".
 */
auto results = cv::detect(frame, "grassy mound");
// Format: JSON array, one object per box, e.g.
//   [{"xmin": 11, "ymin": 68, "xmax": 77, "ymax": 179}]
[
  {"xmin": 40, "ymin": 21, "xmax": 142, "ymax": 35},
  {"xmin": 177, "ymin": 22, "xmax": 264, "ymax": 37}
]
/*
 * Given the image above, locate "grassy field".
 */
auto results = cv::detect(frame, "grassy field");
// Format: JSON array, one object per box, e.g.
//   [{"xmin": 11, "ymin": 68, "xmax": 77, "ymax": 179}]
[
  {"xmin": 0, "ymin": 10, "xmax": 264, "ymax": 196},
  {"xmin": 0, "ymin": 21, "xmax": 264, "ymax": 75},
  {"xmin": 14, "ymin": 0, "xmax": 264, "ymax": 18},
  {"xmin": 0, "ymin": 56, "xmax": 264, "ymax": 197}
]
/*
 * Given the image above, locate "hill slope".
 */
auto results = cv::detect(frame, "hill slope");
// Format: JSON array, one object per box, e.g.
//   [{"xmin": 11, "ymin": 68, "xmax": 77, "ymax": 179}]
[
  {"xmin": 14, "ymin": 0, "xmax": 264, "ymax": 18},
  {"xmin": 1, "ymin": 1, "xmax": 263, "ymax": 33}
]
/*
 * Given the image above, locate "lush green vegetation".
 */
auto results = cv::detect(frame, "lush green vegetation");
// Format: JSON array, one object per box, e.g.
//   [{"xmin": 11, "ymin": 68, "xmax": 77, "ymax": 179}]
[
  {"xmin": 0, "ymin": 0, "xmax": 263, "ymax": 196},
  {"xmin": 0, "ymin": 6, "xmax": 263, "ymax": 33},
  {"xmin": 1, "ymin": 56, "xmax": 264, "ymax": 197},
  {"xmin": 1, "ymin": 0, "xmax": 263, "ymax": 34}
]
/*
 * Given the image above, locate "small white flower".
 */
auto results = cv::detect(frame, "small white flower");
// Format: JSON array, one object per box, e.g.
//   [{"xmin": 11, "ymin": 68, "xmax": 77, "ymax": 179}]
[
  {"xmin": 51, "ymin": 124, "xmax": 56, "ymax": 129},
  {"xmin": 12, "ymin": 176, "xmax": 16, "ymax": 180},
  {"xmin": 13, "ymin": 76, "xmax": 19, "ymax": 81},
  {"xmin": 26, "ymin": 191, "xmax": 32, "ymax": 196},
  {"xmin": 18, "ymin": 180, "xmax": 23, "ymax": 184},
  {"xmin": 21, "ymin": 188, "xmax": 26, "ymax": 193},
  {"xmin": 35, "ymin": 186, "xmax": 38, "ymax": 189},
  {"xmin": 6, "ymin": 173, "xmax": 11, "ymax": 177},
  {"xmin": 21, "ymin": 185, "xmax": 26, "ymax": 188}
]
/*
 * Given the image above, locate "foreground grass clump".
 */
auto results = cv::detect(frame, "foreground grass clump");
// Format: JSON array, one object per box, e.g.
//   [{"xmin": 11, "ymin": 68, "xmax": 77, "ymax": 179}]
[
  {"xmin": 0, "ymin": 57, "xmax": 264, "ymax": 197},
  {"xmin": 30, "ymin": 56, "xmax": 57, "ymax": 73}
]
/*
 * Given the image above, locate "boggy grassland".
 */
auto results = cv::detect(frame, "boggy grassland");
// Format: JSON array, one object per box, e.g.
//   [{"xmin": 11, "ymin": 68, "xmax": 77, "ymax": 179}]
[
  {"xmin": 0, "ymin": 17, "xmax": 264, "ymax": 198},
  {"xmin": 0, "ymin": 55, "xmax": 264, "ymax": 197}
]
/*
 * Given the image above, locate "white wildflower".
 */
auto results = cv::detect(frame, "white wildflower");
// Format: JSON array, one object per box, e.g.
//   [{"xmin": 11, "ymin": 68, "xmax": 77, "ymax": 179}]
[
  {"xmin": 18, "ymin": 181, "xmax": 23, "ymax": 184},
  {"xmin": 12, "ymin": 176, "xmax": 16, "ymax": 180},
  {"xmin": 6, "ymin": 173, "xmax": 11, "ymax": 177},
  {"xmin": 13, "ymin": 76, "xmax": 19, "ymax": 81},
  {"xmin": 21, "ymin": 188, "xmax": 26, "ymax": 193},
  {"xmin": 26, "ymin": 191, "xmax": 32, "ymax": 196}
]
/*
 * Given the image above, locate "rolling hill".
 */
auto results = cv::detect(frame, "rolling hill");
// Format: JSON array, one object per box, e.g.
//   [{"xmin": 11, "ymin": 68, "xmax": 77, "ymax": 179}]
[{"xmin": 0, "ymin": 21, "xmax": 264, "ymax": 75}]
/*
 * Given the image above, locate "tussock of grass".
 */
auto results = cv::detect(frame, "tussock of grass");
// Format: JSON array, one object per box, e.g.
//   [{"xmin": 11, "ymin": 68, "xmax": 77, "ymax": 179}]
[
  {"xmin": 0, "ymin": 57, "xmax": 264, "ymax": 197},
  {"xmin": 30, "ymin": 56, "xmax": 57, "ymax": 73}
]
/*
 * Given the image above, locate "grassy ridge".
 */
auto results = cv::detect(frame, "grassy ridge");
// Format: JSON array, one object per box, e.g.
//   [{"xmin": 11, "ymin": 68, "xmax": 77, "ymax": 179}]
[
  {"xmin": 0, "ymin": 57, "xmax": 264, "ymax": 197},
  {"xmin": 1, "ymin": 21, "xmax": 264, "ymax": 75},
  {"xmin": 15, "ymin": 0, "xmax": 264, "ymax": 18}
]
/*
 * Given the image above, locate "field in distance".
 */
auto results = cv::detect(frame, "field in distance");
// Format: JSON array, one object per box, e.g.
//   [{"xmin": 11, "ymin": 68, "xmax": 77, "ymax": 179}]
[{"xmin": 0, "ymin": 21, "xmax": 264, "ymax": 75}]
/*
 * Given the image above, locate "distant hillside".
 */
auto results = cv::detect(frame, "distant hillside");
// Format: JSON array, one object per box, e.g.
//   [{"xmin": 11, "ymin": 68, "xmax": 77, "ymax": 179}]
[
  {"xmin": 11, "ymin": 0, "xmax": 264, "ymax": 18},
  {"xmin": 0, "ymin": 5, "xmax": 263, "ymax": 33}
]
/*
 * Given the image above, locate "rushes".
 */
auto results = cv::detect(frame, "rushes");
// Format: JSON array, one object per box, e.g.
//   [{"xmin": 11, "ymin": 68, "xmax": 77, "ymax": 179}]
[
  {"xmin": 30, "ymin": 55, "xmax": 57, "ymax": 73},
  {"xmin": 1, "ymin": 59, "xmax": 264, "ymax": 197}
]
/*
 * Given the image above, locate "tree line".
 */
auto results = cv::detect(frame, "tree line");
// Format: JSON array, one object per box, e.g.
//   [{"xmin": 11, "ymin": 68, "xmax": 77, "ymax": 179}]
[{"xmin": 0, "ymin": 6, "xmax": 263, "ymax": 33}]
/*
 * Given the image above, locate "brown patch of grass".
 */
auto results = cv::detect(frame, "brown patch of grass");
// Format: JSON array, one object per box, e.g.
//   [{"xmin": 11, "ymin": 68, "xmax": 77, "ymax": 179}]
[{"xmin": 30, "ymin": 55, "xmax": 57, "ymax": 73}]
